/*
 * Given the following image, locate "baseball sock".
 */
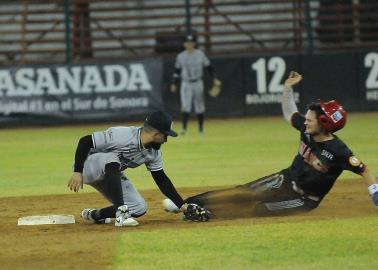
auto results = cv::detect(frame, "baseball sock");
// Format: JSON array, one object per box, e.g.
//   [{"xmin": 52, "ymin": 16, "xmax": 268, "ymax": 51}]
[
  {"xmin": 96, "ymin": 205, "xmax": 117, "ymax": 219},
  {"xmin": 90, "ymin": 162, "xmax": 124, "ymax": 220},
  {"xmin": 182, "ymin": 112, "xmax": 189, "ymax": 131},
  {"xmin": 104, "ymin": 162, "xmax": 124, "ymax": 206},
  {"xmin": 197, "ymin": 113, "xmax": 204, "ymax": 132}
]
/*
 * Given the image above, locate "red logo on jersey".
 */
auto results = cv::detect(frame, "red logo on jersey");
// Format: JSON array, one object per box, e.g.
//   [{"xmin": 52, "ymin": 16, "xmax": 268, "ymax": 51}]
[{"xmin": 298, "ymin": 141, "xmax": 329, "ymax": 173}]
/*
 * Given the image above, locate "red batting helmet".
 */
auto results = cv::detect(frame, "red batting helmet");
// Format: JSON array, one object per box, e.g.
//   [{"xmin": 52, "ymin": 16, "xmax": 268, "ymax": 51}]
[{"xmin": 318, "ymin": 100, "xmax": 347, "ymax": 132}]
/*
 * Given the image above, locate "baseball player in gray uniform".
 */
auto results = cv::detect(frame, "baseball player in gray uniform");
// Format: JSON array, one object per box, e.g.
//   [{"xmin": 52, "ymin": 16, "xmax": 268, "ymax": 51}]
[
  {"xmin": 170, "ymin": 35, "xmax": 221, "ymax": 135},
  {"xmin": 67, "ymin": 111, "xmax": 210, "ymax": 226}
]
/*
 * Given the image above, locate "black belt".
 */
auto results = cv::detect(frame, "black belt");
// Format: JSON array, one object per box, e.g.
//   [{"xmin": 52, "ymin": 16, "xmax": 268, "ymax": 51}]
[
  {"xmin": 291, "ymin": 181, "xmax": 320, "ymax": 201},
  {"xmin": 185, "ymin": 79, "xmax": 201, "ymax": 83}
]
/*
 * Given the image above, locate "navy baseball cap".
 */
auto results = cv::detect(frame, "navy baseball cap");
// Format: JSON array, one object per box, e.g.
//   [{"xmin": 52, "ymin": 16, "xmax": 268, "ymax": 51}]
[
  {"xmin": 185, "ymin": 35, "xmax": 196, "ymax": 42},
  {"xmin": 145, "ymin": 111, "xmax": 178, "ymax": 137}
]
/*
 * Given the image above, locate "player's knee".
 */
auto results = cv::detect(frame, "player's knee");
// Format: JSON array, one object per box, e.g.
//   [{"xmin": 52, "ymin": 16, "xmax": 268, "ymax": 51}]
[{"xmin": 131, "ymin": 200, "xmax": 148, "ymax": 218}]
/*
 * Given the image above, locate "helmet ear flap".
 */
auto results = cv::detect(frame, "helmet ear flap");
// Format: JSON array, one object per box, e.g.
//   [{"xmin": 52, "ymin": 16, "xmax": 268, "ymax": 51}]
[{"xmin": 318, "ymin": 114, "xmax": 331, "ymax": 131}]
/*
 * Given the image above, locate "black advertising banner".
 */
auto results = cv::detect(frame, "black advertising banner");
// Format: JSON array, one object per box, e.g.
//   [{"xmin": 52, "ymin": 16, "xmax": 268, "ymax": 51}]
[
  {"xmin": 205, "ymin": 57, "xmax": 245, "ymax": 117},
  {"xmin": 161, "ymin": 59, "xmax": 180, "ymax": 116},
  {"xmin": 357, "ymin": 51, "xmax": 378, "ymax": 110},
  {"xmin": 1, "ymin": 53, "xmax": 378, "ymax": 126},
  {"xmin": 0, "ymin": 59, "xmax": 163, "ymax": 125},
  {"xmin": 243, "ymin": 55, "xmax": 302, "ymax": 115},
  {"xmin": 300, "ymin": 53, "xmax": 359, "ymax": 111}
]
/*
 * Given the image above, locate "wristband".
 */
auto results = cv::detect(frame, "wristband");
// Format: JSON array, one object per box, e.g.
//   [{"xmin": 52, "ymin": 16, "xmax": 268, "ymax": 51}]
[{"xmin": 368, "ymin": 184, "xmax": 378, "ymax": 195}]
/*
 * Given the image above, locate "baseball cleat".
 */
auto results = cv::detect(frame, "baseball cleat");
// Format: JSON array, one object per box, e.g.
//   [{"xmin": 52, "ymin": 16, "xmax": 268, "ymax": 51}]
[
  {"xmin": 115, "ymin": 205, "xmax": 139, "ymax": 227},
  {"xmin": 81, "ymin": 208, "xmax": 111, "ymax": 224}
]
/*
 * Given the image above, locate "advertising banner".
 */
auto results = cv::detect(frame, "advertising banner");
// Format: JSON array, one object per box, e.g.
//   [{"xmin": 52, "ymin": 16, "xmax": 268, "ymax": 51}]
[
  {"xmin": 0, "ymin": 59, "xmax": 163, "ymax": 125},
  {"xmin": 300, "ymin": 53, "xmax": 360, "ymax": 111},
  {"xmin": 357, "ymin": 51, "xmax": 378, "ymax": 110},
  {"xmin": 243, "ymin": 55, "xmax": 302, "ymax": 115}
]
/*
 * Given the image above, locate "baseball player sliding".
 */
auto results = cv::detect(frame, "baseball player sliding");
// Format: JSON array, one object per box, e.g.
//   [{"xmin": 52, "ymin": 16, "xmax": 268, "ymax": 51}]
[
  {"xmin": 67, "ymin": 111, "xmax": 210, "ymax": 226},
  {"xmin": 166, "ymin": 72, "xmax": 378, "ymax": 217},
  {"xmin": 170, "ymin": 35, "xmax": 221, "ymax": 135}
]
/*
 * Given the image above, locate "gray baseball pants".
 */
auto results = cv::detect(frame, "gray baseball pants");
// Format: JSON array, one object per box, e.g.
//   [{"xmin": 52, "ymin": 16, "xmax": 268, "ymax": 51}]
[{"xmin": 82, "ymin": 152, "xmax": 148, "ymax": 217}]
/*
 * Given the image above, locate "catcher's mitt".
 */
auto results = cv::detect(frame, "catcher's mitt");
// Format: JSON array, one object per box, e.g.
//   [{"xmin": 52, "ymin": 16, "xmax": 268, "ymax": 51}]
[
  {"xmin": 183, "ymin": 204, "xmax": 211, "ymax": 222},
  {"xmin": 209, "ymin": 78, "xmax": 222, "ymax": 98}
]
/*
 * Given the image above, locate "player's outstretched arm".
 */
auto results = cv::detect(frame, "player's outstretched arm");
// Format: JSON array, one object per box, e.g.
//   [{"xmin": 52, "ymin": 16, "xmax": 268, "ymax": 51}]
[
  {"xmin": 282, "ymin": 71, "xmax": 302, "ymax": 122},
  {"xmin": 361, "ymin": 166, "xmax": 378, "ymax": 206},
  {"xmin": 67, "ymin": 135, "xmax": 93, "ymax": 192},
  {"xmin": 152, "ymin": 170, "xmax": 211, "ymax": 221}
]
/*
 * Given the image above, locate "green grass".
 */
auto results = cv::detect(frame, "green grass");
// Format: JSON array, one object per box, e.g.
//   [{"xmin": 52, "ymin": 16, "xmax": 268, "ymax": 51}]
[
  {"xmin": 1, "ymin": 112, "xmax": 377, "ymax": 270},
  {"xmin": 0, "ymin": 112, "xmax": 377, "ymax": 197},
  {"xmin": 114, "ymin": 217, "xmax": 378, "ymax": 270}
]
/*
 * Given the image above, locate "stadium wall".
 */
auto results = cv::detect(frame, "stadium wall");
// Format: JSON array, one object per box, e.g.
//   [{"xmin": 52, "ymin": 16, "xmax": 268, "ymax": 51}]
[{"xmin": 1, "ymin": 50, "xmax": 378, "ymax": 125}]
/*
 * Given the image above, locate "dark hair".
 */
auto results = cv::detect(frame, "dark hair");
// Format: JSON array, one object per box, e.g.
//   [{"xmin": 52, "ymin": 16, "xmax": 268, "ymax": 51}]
[
  {"xmin": 142, "ymin": 123, "xmax": 159, "ymax": 133},
  {"xmin": 307, "ymin": 102, "xmax": 325, "ymax": 118}
]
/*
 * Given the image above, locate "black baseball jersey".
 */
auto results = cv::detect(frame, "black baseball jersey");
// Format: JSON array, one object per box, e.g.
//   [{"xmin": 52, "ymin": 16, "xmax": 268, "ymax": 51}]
[{"xmin": 282, "ymin": 112, "xmax": 365, "ymax": 197}]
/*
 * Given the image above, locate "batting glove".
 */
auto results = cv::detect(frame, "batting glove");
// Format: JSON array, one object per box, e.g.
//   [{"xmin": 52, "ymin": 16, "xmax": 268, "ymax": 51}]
[{"xmin": 368, "ymin": 184, "xmax": 378, "ymax": 206}]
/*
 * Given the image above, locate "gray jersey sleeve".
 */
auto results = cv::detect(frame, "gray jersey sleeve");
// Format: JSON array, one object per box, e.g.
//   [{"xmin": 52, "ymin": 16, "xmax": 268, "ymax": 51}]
[
  {"xmin": 146, "ymin": 150, "xmax": 163, "ymax": 171},
  {"xmin": 92, "ymin": 127, "xmax": 128, "ymax": 151},
  {"xmin": 201, "ymin": 50, "xmax": 210, "ymax": 67},
  {"xmin": 281, "ymin": 87, "xmax": 298, "ymax": 123},
  {"xmin": 175, "ymin": 53, "xmax": 182, "ymax": 69}
]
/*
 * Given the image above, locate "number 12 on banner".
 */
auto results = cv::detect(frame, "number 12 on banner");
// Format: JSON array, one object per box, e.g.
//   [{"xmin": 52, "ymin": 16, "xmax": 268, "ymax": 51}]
[{"xmin": 251, "ymin": 57, "xmax": 287, "ymax": 94}]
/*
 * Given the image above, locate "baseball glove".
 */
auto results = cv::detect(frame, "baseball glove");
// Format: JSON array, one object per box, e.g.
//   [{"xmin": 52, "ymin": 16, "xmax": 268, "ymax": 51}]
[
  {"xmin": 183, "ymin": 204, "xmax": 211, "ymax": 222},
  {"xmin": 209, "ymin": 78, "xmax": 222, "ymax": 98}
]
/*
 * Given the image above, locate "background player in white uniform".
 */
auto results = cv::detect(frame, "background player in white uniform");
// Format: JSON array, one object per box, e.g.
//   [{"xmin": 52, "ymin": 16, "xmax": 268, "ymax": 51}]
[
  {"xmin": 67, "ymin": 111, "xmax": 210, "ymax": 226},
  {"xmin": 170, "ymin": 35, "xmax": 221, "ymax": 135}
]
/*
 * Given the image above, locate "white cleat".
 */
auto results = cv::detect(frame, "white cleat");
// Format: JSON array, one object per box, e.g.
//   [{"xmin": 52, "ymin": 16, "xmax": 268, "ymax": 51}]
[
  {"xmin": 81, "ymin": 208, "xmax": 111, "ymax": 224},
  {"xmin": 115, "ymin": 205, "xmax": 139, "ymax": 227}
]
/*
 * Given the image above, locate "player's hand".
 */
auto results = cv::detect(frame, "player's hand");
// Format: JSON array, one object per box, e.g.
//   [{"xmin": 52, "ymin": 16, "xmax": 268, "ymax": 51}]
[
  {"xmin": 284, "ymin": 71, "xmax": 302, "ymax": 89},
  {"xmin": 67, "ymin": 172, "xmax": 83, "ymax": 192},
  {"xmin": 170, "ymin": 84, "xmax": 177, "ymax": 93}
]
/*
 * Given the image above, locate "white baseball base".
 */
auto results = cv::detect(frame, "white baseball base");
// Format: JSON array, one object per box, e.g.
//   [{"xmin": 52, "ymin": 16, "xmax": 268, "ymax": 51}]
[{"xmin": 17, "ymin": 215, "xmax": 75, "ymax": 226}]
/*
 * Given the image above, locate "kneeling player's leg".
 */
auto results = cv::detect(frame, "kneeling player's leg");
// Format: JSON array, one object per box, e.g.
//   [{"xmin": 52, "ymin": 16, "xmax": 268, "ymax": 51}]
[
  {"xmin": 89, "ymin": 162, "xmax": 125, "ymax": 220},
  {"xmin": 94, "ymin": 171, "xmax": 147, "ymax": 219},
  {"xmin": 120, "ymin": 175, "xmax": 148, "ymax": 217}
]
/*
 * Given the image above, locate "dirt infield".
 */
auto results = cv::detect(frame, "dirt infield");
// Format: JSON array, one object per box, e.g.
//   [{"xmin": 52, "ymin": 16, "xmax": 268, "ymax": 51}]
[{"xmin": 1, "ymin": 180, "xmax": 377, "ymax": 270}]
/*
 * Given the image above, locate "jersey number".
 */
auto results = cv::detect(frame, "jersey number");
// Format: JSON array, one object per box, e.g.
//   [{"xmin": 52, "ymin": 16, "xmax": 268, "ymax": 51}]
[
  {"xmin": 365, "ymin": 52, "xmax": 378, "ymax": 89},
  {"xmin": 251, "ymin": 57, "xmax": 286, "ymax": 94}
]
